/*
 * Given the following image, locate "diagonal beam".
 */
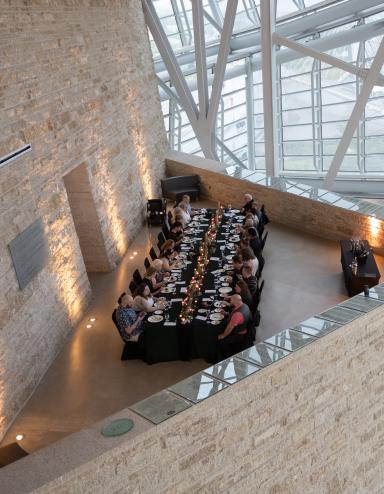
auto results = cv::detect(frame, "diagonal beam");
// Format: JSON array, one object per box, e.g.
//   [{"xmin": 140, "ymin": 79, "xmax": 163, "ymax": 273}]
[
  {"xmin": 192, "ymin": 1, "xmax": 209, "ymax": 119},
  {"xmin": 143, "ymin": 0, "xmax": 198, "ymax": 127},
  {"xmin": 207, "ymin": 0, "xmax": 238, "ymax": 132},
  {"xmin": 274, "ymin": 34, "xmax": 384, "ymax": 87},
  {"xmin": 156, "ymin": 76, "xmax": 181, "ymax": 106},
  {"xmin": 203, "ymin": 8, "xmax": 222, "ymax": 33},
  {"xmin": 323, "ymin": 37, "xmax": 384, "ymax": 189}
]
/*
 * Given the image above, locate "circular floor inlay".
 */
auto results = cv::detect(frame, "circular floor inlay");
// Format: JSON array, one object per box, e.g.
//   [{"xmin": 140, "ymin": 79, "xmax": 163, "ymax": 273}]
[{"xmin": 101, "ymin": 419, "xmax": 134, "ymax": 437}]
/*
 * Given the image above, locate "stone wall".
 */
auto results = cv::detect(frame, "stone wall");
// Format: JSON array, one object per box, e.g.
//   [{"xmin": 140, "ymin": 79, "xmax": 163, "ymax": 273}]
[
  {"xmin": 0, "ymin": 0, "xmax": 167, "ymax": 439},
  {"xmin": 165, "ymin": 151, "xmax": 384, "ymax": 254},
  {"xmin": 2, "ymin": 300, "xmax": 384, "ymax": 493}
]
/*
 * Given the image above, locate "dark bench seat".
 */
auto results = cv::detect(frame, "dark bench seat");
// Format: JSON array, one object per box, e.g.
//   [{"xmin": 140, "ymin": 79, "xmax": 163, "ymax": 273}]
[{"xmin": 161, "ymin": 175, "xmax": 200, "ymax": 202}]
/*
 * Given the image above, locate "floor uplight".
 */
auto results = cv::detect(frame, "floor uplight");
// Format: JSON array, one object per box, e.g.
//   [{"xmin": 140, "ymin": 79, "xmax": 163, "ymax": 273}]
[
  {"xmin": 16, "ymin": 434, "xmax": 24, "ymax": 441},
  {"xmin": 89, "ymin": 318, "xmax": 96, "ymax": 322},
  {"xmin": 86, "ymin": 324, "xmax": 93, "ymax": 329}
]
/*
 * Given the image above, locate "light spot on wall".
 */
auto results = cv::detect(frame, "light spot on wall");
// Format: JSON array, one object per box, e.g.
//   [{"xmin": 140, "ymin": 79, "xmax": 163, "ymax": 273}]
[{"xmin": 367, "ymin": 215, "xmax": 382, "ymax": 248}]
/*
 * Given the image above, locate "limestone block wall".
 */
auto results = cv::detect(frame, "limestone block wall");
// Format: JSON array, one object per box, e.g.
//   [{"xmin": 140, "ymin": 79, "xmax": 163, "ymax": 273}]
[
  {"xmin": 2, "ymin": 301, "xmax": 384, "ymax": 493},
  {"xmin": 165, "ymin": 152, "xmax": 384, "ymax": 254},
  {"xmin": 0, "ymin": 0, "xmax": 167, "ymax": 439}
]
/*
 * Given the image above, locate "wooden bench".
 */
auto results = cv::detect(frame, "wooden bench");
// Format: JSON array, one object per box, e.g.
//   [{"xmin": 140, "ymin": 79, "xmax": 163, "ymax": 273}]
[{"xmin": 161, "ymin": 175, "xmax": 200, "ymax": 202}]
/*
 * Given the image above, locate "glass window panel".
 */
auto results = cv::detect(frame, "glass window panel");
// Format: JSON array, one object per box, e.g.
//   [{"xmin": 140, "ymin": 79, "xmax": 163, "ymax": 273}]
[
  {"xmin": 180, "ymin": 124, "xmax": 195, "ymax": 141},
  {"xmin": 276, "ymin": 0, "xmax": 300, "ymax": 18},
  {"xmin": 254, "ymin": 114, "xmax": 264, "ymax": 128},
  {"xmin": 223, "ymin": 119, "xmax": 247, "ymax": 139},
  {"xmin": 281, "ymin": 57, "xmax": 313, "ymax": 77},
  {"xmin": 154, "ymin": 1, "xmax": 174, "ymax": 17},
  {"xmin": 321, "ymin": 83, "xmax": 356, "ymax": 105},
  {"xmin": 161, "ymin": 16, "xmax": 180, "ymax": 35},
  {"xmin": 225, "ymin": 132, "xmax": 248, "ymax": 150},
  {"xmin": 323, "ymin": 138, "xmax": 357, "ymax": 155},
  {"xmin": 322, "ymin": 102, "xmax": 355, "ymax": 122},
  {"xmin": 253, "ymin": 84, "xmax": 263, "ymax": 100},
  {"xmin": 322, "ymin": 155, "xmax": 358, "ymax": 172},
  {"xmin": 223, "ymin": 90, "xmax": 246, "ymax": 109},
  {"xmin": 233, "ymin": 146, "xmax": 248, "ymax": 162},
  {"xmin": 284, "ymin": 140, "xmax": 313, "ymax": 156},
  {"xmin": 321, "ymin": 122, "xmax": 348, "ymax": 139},
  {"xmin": 365, "ymin": 117, "xmax": 384, "ymax": 136},
  {"xmin": 370, "ymin": 85, "xmax": 384, "ymax": 98},
  {"xmin": 283, "ymin": 157, "xmax": 315, "ymax": 171},
  {"xmin": 366, "ymin": 137, "xmax": 384, "ymax": 155},
  {"xmin": 255, "ymin": 142, "xmax": 265, "ymax": 156},
  {"xmin": 282, "ymin": 91, "xmax": 312, "ymax": 110},
  {"xmin": 254, "ymin": 99, "xmax": 264, "ymax": 114},
  {"xmin": 321, "ymin": 66, "xmax": 355, "ymax": 87},
  {"xmin": 224, "ymin": 104, "xmax": 246, "ymax": 123},
  {"xmin": 182, "ymin": 138, "xmax": 200, "ymax": 154},
  {"xmin": 365, "ymin": 155, "xmax": 384, "ymax": 172},
  {"xmin": 255, "ymin": 156, "xmax": 265, "ymax": 170},
  {"xmin": 222, "ymin": 75, "xmax": 245, "ymax": 93},
  {"xmin": 282, "ymin": 108, "xmax": 313, "ymax": 126},
  {"xmin": 365, "ymin": 98, "xmax": 384, "ymax": 118},
  {"xmin": 281, "ymin": 73, "xmax": 312, "ymax": 94},
  {"xmin": 255, "ymin": 129, "xmax": 264, "ymax": 142},
  {"xmin": 168, "ymin": 33, "xmax": 183, "ymax": 50},
  {"xmin": 283, "ymin": 125, "xmax": 313, "ymax": 140}
]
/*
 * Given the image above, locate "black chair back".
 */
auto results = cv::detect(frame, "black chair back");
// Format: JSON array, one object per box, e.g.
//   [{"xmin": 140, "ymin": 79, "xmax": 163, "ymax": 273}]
[
  {"xmin": 261, "ymin": 231, "xmax": 269, "ymax": 250},
  {"xmin": 149, "ymin": 247, "xmax": 157, "ymax": 260},
  {"xmin": 168, "ymin": 210, "xmax": 173, "ymax": 224},
  {"xmin": 144, "ymin": 257, "xmax": 151, "ymax": 270},
  {"xmin": 258, "ymin": 279, "xmax": 265, "ymax": 298},
  {"xmin": 133, "ymin": 269, "xmax": 143, "ymax": 286},
  {"xmin": 129, "ymin": 280, "xmax": 137, "ymax": 295},
  {"xmin": 147, "ymin": 199, "xmax": 166, "ymax": 226},
  {"xmin": 252, "ymin": 279, "xmax": 264, "ymax": 311},
  {"xmin": 158, "ymin": 231, "xmax": 166, "ymax": 245},
  {"xmin": 162, "ymin": 224, "xmax": 170, "ymax": 237},
  {"xmin": 257, "ymin": 222, "xmax": 264, "ymax": 238},
  {"xmin": 257, "ymin": 256, "xmax": 265, "ymax": 279}
]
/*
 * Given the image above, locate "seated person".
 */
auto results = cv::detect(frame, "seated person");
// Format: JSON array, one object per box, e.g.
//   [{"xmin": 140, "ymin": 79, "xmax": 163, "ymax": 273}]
[
  {"xmin": 179, "ymin": 194, "xmax": 193, "ymax": 215},
  {"xmin": 115, "ymin": 292, "xmax": 145, "ymax": 342},
  {"xmin": 250, "ymin": 199, "xmax": 262, "ymax": 222},
  {"xmin": 218, "ymin": 294, "xmax": 251, "ymax": 357},
  {"xmin": 159, "ymin": 247, "xmax": 177, "ymax": 272},
  {"xmin": 243, "ymin": 212, "xmax": 259, "ymax": 227},
  {"xmin": 178, "ymin": 202, "xmax": 191, "ymax": 225},
  {"xmin": 231, "ymin": 255, "xmax": 243, "ymax": 287},
  {"xmin": 133, "ymin": 283, "xmax": 158, "ymax": 313},
  {"xmin": 143, "ymin": 266, "xmax": 163, "ymax": 295},
  {"xmin": 240, "ymin": 247, "xmax": 259, "ymax": 277},
  {"xmin": 247, "ymin": 227, "xmax": 262, "ymax": 259},
  {"xmin": 167, "ymin": 221, "xmax": 184, "ymax": 249},
  {"xmin": 234, "ymin": 280, "xmax": 253, "ymax": 310},
  {"xmin": 241, "ymin": 265, "xmax": 258, "ymax": 295},
  {"xmin": 160, "ymin": 239, "xmax": 175, "ymax": 254},
  {"xmin": 241, "ymin": 193, "xmax": 254, "ymax": 215},
  {"xmin": 152, "ymin": 258, "xmax": 168, "ymax": 281}
]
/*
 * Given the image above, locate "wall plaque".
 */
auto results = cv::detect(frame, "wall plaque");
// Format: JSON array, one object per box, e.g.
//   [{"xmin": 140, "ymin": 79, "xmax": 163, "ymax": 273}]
[{"xmin": 8, "ymin": 218, "xmax": 49, "ymax": 290}]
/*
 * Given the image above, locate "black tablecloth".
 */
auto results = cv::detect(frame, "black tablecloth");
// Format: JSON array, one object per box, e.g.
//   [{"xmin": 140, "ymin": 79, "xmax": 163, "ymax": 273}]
[
  {"xmin": 143, "ymin": 209, "xmax": 241, "ymax": 364},
  {"xmin": 340, "ymin": 240, "xmax": 380, "ymax": 296}
]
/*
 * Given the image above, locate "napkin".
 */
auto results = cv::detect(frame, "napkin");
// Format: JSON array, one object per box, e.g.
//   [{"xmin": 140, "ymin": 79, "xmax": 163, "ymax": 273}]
[
  {"xmin": 202, "ymin": 297, "xmax": 211, "ymax": 301},
  {"xmin": 175, "ymin": 281, "xmax": 186, "ymax": 285},
  {"xmin": 171, "ymin": 298, "xmax": 183, "ymax": 302},
  {"xmin": 210, "ymin": 257, "xmax": 220, "ymax": 261},
  {"xmin": 204, "ymin": 290, "xmax": 216, "ymax": 294},
  {"xmin": 195, "ymin": 315, "xmax": 207, "ymax": 321},
  {"xmin": 164, "ymin": 321, "xmax": 177, "ymax": 326},
  {"xmin": 180, "ymin": 287, "xmax": 187, "ymax": 293},
  {"xmin": 217, "ymin": 240, "xmax": 226, "ymax": 243}
]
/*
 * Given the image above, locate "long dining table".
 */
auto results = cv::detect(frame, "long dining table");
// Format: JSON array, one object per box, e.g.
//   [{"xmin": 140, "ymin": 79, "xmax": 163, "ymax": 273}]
[{"xmin": 143, "ymin": 207, "xmax": 245, "ymax": 364}]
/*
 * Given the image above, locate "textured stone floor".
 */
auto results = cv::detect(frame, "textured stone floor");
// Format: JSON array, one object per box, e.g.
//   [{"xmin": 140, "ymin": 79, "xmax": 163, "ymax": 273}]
[{"xmin": 2, "ymin": 200, "xmax": 384, "ymax": 454}]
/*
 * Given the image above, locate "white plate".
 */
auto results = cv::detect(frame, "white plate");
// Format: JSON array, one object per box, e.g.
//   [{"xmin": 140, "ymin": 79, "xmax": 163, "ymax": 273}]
[
  {"xmin": 147, "ymin": 315, "xmax": 164, "ymax": 323},
  {"xmin": 221, "ymin": 282, "xmax": 229, "ymax": 287},
  {"xmin": 166, "ymin": 283, "xmax": 176, "ymax": 288},
  {"xmin": 219, "ymin": 287, "xmax": 232, "ymax": 294},
  {"xmin": 214, "ymin": 301, "xmax": 226, "ymax": 308},
  {"xmin": 210, "ymin": 320, "xmax": 221, "ymax": 325},
  {"xmin": 198, "ymin": 308, "xmax": 207, "ymax": 314},
  {"xmin": 225, "ymin": 255, "xmax": 234, "ymax": 260},
  {"xmin": 220, "ymin": 276, "xmax": 232, "ymax": 282},
  {"xmin": 154, "ymin": 310, "xmax": 163, "ymax": 315},
  {"xmin": 161, "ymin": 287, "xmax": 173, "ymax": 293},
  {"xmin": 232, "ymin": 209, "xmax": 241, "ymax": 213},
  {"xmin": 214, "ymin": 308, "xmax": 222, "ymax": 313},
  {"xmin": 158, "ymin": 297, "xmax": 167, "ymax": 302},
  {"xmin": 178, "ymin": 253, "xmax": 187, "ymax": 259},
  {"xmin": 223, "ymin": 265, "xmax": 233, "ymax": 271},
  {"xmin": 210, "ymin": 313, "xmax": 224, "ymax": 321}
]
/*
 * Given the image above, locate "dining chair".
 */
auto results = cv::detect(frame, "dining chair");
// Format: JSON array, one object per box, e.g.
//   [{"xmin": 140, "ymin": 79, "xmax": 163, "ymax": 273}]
[
  {"xmin": 129, "ymin": 280, "xmax": 137, "ymax": 295},
  {"xmin": 133, "ymin": 269, "xmax": 143, "ymax": 286},
  {"xmin": 149, "ymin": 247, "xmax": 158, "ymax": 261},
  {"xmin": 144, "ymin": 257, "xmax": 151, "ymax": 270}
]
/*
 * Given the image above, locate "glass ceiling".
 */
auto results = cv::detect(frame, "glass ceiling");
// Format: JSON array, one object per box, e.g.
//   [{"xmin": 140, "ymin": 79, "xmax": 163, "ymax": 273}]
[{"xmin": 149, "ymin": 0, "xmax": 384, "ymax": 181}]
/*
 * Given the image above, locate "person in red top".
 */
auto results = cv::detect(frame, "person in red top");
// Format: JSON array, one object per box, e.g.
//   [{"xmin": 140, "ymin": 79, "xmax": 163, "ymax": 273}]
[{"xmin": 218, "ymin": 294, "xmax": 251, "ymax": 359}]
